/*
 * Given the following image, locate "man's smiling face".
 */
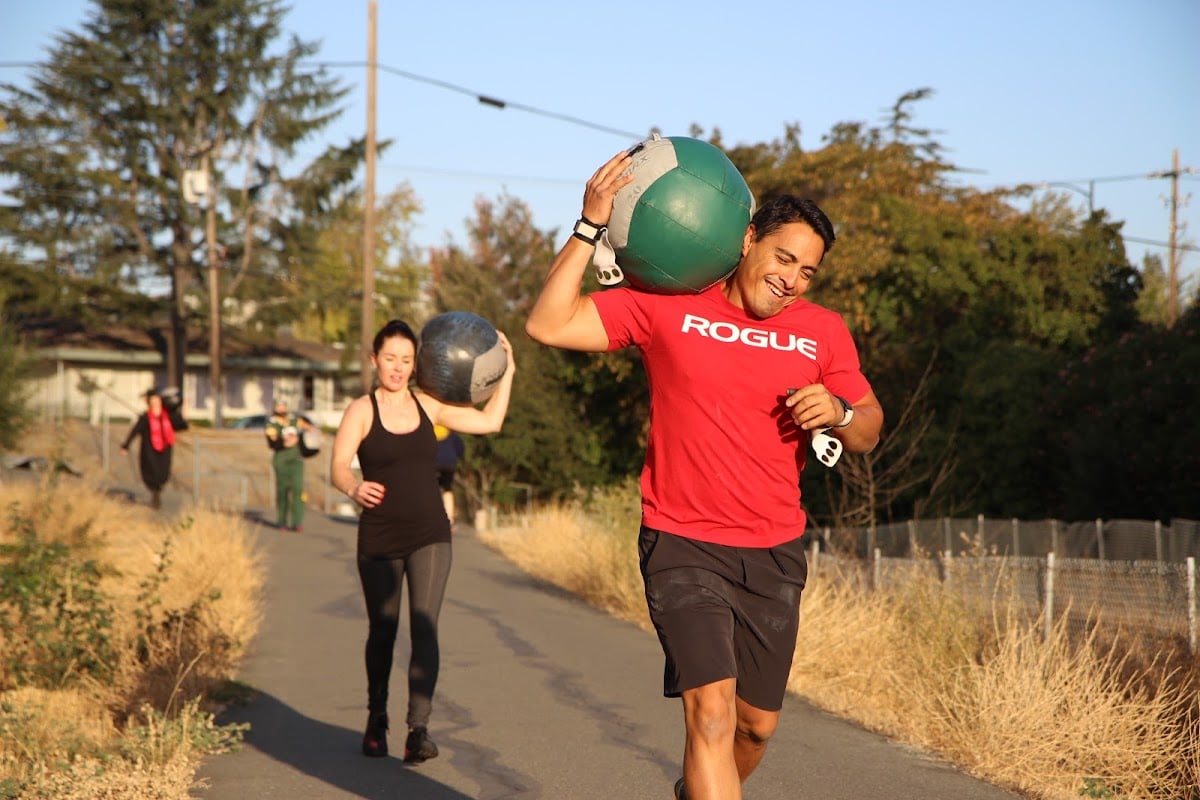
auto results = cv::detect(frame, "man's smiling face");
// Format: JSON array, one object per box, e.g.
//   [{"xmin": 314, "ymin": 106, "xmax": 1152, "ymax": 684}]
[{"xmin": 724, "ymin": 221, "xmax": 827, "ymax": 319}]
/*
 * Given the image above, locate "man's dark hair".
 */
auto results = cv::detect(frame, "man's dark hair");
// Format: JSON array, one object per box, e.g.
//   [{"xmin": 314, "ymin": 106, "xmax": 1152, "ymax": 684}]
[
  {"xmin": 373, "ymin": 319, "xmax": 418, "ymax": 354},
  {"xmin": 749, "ymin": 195, "xmax": 836, "ymax": 260}
]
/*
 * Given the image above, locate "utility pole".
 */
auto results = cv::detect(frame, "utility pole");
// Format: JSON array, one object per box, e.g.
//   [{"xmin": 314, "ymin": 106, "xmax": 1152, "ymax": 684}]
[
  {"xmin": 361, "ymin": 0, "xmax": 377, "ymax": 392},
  {"xmin": 1149, "ymin": 148, "xmax": 1195, "ymax": 329},
  {"xmin": 1167, "ymin": 148, "xmax": 1180, "ymax": 328},
  {"xmin": 205, "ymin": 152, "xmax": 224, "ymax": 428}
]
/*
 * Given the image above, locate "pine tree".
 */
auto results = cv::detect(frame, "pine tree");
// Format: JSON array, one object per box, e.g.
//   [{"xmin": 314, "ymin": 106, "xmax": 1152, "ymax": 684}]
[{"xmin": 0, "ymin": 0, "xmax": 354, "ymax": 387}]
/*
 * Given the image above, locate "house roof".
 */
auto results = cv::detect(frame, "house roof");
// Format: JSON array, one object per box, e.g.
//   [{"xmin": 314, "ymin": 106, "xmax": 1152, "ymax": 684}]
[{"xmin": 27, "ymin": 318, "xmax": 358, "ymax": 372}]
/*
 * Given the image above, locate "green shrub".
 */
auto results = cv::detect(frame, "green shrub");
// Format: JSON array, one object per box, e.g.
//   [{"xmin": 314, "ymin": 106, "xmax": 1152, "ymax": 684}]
[{"xmin": 0, "ymin": 504, "xmax": 116, "ymax": 690}]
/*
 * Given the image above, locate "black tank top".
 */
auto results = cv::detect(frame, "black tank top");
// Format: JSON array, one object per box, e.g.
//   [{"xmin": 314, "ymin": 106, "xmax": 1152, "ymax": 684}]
[{"xmin": 356, "ymin": 391, "xmax": 451, "ymax": 559}]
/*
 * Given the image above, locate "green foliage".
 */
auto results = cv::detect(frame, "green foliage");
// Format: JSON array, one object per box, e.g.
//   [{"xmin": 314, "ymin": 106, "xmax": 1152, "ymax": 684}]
[
  {"xmin": 1051, "ymin": 303, "xmax": 1200, "ymax": 520},
  {"xmin": 0, "ymin": 311, "xmax": 33, "ymax": 452},
  {"xmin": 119, "ymin": 699, "xmax": 248, "ymax": 762},
  {"xmin": 721, "ymin": 92, "xmax": 1153, "ymax": 521},
  {"xmin": 0, "ymin": 257, "xmax": 160, "ymax": 333},
  {"xmin": 430, "ymin": 195, "xmax": 649, "ymax": 505},
  {"xmin": 1078, "ymin": 776, "xmax": 1125, "ymax": 799},
  {"xmin": 268, "ymin": 184, "xmax": 426, "ymax": 347},
  {"xmin": 0, "ymin": 0, "xmax": 356, "ymax": 384},
  {"xmin": 0, "ymin": 504, "xmax": 116, "ymax": 690}
]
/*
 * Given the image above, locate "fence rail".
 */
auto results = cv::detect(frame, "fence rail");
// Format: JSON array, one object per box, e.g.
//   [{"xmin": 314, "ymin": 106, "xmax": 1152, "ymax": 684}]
[
  {"xmin": 808, "ymin": 543, "xmax": 1200, "ymax": 654},
  {"xmin": 818, "ymin": 515, "xmax": 1200, "ymax": 563}
]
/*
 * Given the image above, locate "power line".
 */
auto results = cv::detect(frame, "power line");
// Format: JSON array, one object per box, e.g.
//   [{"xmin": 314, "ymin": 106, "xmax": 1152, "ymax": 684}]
[
  {"xmin": 0, "ymin": 58, "xmax": 647, "ymax": 142},
  {"xmin": 311, "ymin": 60, "xmax": 645, "ymax": 141},
  {"xmin": 1125, "ymin": 236, "xmax": 1199, "ymax": 254}
]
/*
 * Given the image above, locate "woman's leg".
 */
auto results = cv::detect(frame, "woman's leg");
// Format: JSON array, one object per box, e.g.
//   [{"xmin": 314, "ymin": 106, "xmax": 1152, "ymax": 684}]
[
  {"xmin": 357, "ymin": 556, "xmax": 406, "ymax": 715},
  {"xmin": 403, "ymin": 541, "xmax": 453, "ymax": 729}
]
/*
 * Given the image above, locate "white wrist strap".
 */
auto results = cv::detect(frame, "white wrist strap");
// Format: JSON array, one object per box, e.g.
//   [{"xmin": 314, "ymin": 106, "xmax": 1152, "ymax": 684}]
[
  {"xmin": 811, "ymin": 428, "xmax": 843, "ymax": 467},
  {"xmin": 593, "ymin": 228, "xmax": 624, "ymax": 286}
]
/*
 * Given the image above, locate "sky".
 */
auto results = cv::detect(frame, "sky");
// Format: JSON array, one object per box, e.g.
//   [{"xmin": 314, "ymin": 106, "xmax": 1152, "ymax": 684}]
[{"xmin": 2, "ymin": 0, "xmax": 1198, "ymax": 284}]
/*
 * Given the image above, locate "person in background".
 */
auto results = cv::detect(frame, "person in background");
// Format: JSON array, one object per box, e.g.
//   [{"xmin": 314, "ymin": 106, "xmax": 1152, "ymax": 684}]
[
  {"xmin": 330, "ymin": 319, "xmax": 515, "ymax": 764},
  {"xmin": 266, "ymin": 398, "xmax": 313, "ymax": 531},
  {"xmin": 121, "ymin": 389, "xmax": 186, "ymax": 510},
  {"xmin": 525, "ymin": 151, "xmax": 884, "ymax": 800},
  {"xmin": 433, "ymin": 425, "xmax": 465, "ymax": 529}
]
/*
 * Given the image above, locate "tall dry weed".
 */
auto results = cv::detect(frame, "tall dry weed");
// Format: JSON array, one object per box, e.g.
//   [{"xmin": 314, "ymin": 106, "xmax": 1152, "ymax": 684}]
[
  {"xmin": 0, "ymin": 475, "xmax": 260, "ymax": 798},
  {"xmin": 791, "ymin": 558, "xmax": 1200, "ymax": 800},
  {"xmin": 491, "ymin": 496, "xmax": 1199, "ymax": 800},
  {"xmin": 481, "ymin": 501, "xmax": 649, "ymax": 630}
]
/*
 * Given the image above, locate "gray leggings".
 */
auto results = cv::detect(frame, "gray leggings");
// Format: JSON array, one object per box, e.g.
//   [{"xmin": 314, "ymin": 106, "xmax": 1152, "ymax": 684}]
[{"xmin": 357, "ymin": 542, "xmax": 452, "ymax": 728}]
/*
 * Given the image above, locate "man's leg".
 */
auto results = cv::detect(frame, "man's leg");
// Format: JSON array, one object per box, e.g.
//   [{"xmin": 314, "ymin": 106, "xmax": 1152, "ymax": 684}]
[
  {"xmin": 289, "ymin": 462, "xmax": 306, "ymax": 528},
  {"xmin": 678, "ymin": 683, "xmax": 782, "ymax": 799},
  {"xmin": 733, "ymin": 695, "xmax": 780, "ymax": 780},
  {"xmin": 273, "ymin": 464, "xmax": 288, "ymax": 527},
  {"xmin": 680, "ymin": 678, "xmax": 740, "ymax": 800}
]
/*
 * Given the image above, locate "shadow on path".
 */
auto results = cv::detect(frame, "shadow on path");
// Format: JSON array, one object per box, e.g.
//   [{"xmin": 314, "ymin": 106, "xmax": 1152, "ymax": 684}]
[{"xmin": 213, "ymin": 690, "xmax": 473, "ymax": 800}]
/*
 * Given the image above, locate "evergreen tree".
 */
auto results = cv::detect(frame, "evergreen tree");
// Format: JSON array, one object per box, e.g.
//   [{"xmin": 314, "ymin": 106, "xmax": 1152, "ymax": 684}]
[
  {"xmin": 0, "ymin": 315, "xmax": 32, "ymax": 452},
  {"xmin": 0, "ymin": 0, "xmax": 353, "ymax": 386}
]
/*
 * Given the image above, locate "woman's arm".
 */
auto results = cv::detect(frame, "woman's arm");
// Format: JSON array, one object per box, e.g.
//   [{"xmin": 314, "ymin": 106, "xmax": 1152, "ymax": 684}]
[
  {"xmin": 423, "ymin": 331, "xmax": 517, "ymax": 435},
  {"xmin": 330, "ymin": 396, "xmax": 376, "ymax": 507}
]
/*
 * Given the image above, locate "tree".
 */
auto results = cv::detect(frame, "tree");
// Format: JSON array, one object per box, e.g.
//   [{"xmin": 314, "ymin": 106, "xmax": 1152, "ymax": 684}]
[
  {"xmin": 263, "ymin": 182, "xmax": 425, "ymax": 348},
  {"xmin": 0, "ymin": 312, "xmax": 32, "ymax": 452},
  {"xmin": 0, "ymin": 0, "xmax": 352, "ymax": 388},
  {"xmin": 723, "ymin": 91, "xmax": 1146, "ymax": 519},
  {"xmin": 429, "ymin": 195, "xmax": 649, "ymax": 509},
  {"xmin": 1136, "ymin": 252, "xmax": 1172, "ymax": 326},
  {"xmin": 1051, "ymin": 303, "xmax": 1200, "ymax": 520}
]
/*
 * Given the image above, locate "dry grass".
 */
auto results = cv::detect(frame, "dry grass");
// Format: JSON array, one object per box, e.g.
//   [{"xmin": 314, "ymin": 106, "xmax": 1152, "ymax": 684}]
[
  {"xmin": 480, "ymin": 483, "xmax": 649, "ymax": 630},
  {"xmin": 488, "ymin": 498, "xmax": 1200, "ymax": 800},
  {"xmin": 0, "ymin": 468, "xmax": 262, "ymax": 799}
]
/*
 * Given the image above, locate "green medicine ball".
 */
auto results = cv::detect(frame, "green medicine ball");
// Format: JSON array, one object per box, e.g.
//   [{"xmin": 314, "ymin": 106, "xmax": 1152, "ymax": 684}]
[{"xmin": 604, "ymin": 134, "xmax": 755, "ymax": 294}]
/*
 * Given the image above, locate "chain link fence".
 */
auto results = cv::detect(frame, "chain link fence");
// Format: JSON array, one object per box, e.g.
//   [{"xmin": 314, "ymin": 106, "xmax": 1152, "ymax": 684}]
[{"xmin": 807, "ymin": 516, "xmax": 1200, "ymax": 653}]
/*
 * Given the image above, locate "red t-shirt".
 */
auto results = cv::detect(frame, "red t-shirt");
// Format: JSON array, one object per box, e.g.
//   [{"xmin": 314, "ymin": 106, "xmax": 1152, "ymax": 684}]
[{"xmin": 592, "ymin": 283, "xmax": 872, "ymax": 548}]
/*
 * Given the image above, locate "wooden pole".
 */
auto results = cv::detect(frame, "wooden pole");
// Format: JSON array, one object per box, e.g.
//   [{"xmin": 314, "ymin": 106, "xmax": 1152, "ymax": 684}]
[{"xmin": 361, "ymin": 0, "xmax": 378, "ymax": 392}]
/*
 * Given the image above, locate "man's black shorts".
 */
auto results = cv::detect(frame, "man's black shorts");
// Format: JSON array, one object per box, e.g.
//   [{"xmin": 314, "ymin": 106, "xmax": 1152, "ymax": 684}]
[
  {"xmin": 436, "ymin": 467, "xmax": 455, "ymax": 491},
  {"xmin": 638, "ymin": 525, "xmax": 808, "ymax": 712}
]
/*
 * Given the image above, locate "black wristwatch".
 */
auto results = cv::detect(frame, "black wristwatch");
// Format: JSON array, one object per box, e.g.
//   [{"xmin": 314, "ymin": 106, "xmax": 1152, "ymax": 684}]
[
  {"xmin": 572, "ymin": 215, "xmax": 605, "ymax": 245},
  {"xmin": 833, "ymin": 396, "xmax": 854, "ymax": 428}
]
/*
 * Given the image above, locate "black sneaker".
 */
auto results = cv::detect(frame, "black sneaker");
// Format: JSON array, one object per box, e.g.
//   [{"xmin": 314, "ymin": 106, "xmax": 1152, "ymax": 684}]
[
  {"xmin": 362, "ymin": 712, "xmax": 388, "ymax": 758},
  {"xmin": 674, "ymin": 777, "xmax": 687, "ymax": 800},
  {"xmin": 403, "ymin": 726, "xmax": 438, "ymax": 763}
]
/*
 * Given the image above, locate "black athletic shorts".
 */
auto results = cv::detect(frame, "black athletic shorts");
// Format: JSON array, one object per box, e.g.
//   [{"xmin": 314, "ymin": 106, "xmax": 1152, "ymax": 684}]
[
  {"xmin": 638, "ymin": 525, "xmax": 808, "ymax": 712},
  {"xmin": 436, "ymin": 467, "xmax": 455, "ymax": 491}
]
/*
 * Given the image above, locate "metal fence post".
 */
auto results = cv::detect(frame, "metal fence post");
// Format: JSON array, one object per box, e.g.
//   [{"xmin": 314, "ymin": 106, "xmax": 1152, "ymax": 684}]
[
  {"xmin": 193, "ymin": 439, "xmax": 201, "ymax": 504},
  {"xmin": 873, "ymin": 547, "xmax": 881, "ymax": 592},
  {"xmin": 1188, "ymin": 557, "xmax": 1196, "ymax": 654},
  {"xmin": 1044, "ymin": 552, "xmax": 1056, "ymax": 643},
  {"xmin": 1012, "ymin": 517, "xmax": 1020, "ymax": 557},
  {"xmin": 907, "ymin": 519, "xmax": 917, "ymax": 557},
  {"xmin": 1050, "ymin": 519, "xmax": 1059, "ymax": 557},
  {"xmin": 808, "ymin": 537, "xmax": 820, "ymax": 580},
  {"xmin": 1095, "ymin": 518, "xmax": 1106, "ymax": 560},
  {"xmin": 1154, "ymin": 520, "xmax": 1163, "ymax": 563},
  {"xmin": 944, "ymin": 517, "xmax": 953, "ymax": 555},
  {"xmin": 942, "ymin": 550, "xmax": 952, "ymax": 588},
  {"xmin": 101, "ymin": 398, "xmax": 110, "ymax": 475}
]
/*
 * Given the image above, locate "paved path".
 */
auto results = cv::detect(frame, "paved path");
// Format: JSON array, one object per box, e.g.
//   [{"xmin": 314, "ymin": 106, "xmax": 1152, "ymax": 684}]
[{"xmin": 194, "ymin": 511, "xmax": 1020, "ymax": 800}]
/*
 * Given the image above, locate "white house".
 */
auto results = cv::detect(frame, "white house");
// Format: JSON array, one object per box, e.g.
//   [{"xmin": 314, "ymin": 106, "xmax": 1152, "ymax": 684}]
[{"xmin": 27, "ymin": 322, "xmax": 362, "ymax": 429}]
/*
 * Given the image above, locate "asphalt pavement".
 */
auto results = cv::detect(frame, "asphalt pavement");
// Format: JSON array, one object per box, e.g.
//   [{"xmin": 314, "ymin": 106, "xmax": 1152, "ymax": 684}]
[{"xmin": 192, "ymin": 510, "xmax": 1022, "ymax": 800}]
